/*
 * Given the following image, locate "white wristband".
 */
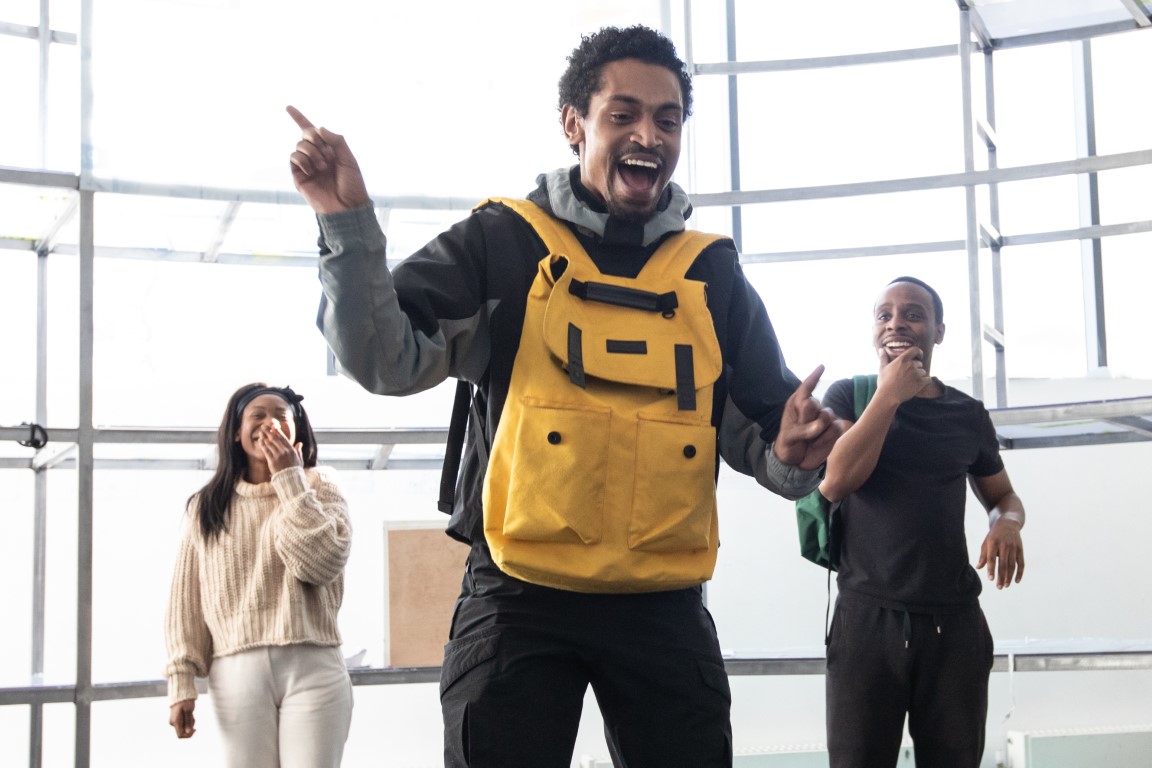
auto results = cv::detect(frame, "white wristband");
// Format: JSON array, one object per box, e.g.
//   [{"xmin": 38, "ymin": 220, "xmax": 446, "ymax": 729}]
[{"xmin": 995, "ymin": 510, "xmax": 1024, "ymax": 528}]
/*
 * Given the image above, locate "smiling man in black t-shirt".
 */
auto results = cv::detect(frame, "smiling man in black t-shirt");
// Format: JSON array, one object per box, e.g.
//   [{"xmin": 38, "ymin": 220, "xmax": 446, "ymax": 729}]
[{"xmin": 818, "ymin": 276, "xmax": 1027, "ymax": 768}]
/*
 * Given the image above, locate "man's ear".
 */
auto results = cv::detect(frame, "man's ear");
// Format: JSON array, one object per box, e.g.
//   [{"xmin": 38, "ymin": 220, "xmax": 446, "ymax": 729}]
[
  {"xmin": 561, "ymin": 104, "xmax": 583, "ymax": 152},
  {"xmin": 935, "ymin": 322, "xmax": 946, "ymax": 345}
]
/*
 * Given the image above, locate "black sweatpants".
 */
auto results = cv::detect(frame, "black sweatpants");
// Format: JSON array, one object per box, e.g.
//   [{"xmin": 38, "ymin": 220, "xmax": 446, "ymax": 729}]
[
  {"xmin": 825, "ymin": 594, "xmax": 994, "ymax": 768},
  {"xmin": 439, "ymin": 556, "xmax": 733, "ymax": 768}
]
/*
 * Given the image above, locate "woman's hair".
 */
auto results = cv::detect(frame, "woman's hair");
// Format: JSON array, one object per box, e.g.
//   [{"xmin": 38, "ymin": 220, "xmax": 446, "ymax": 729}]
[{"xmin": 190, "ymin": 382, "xmax": 318, "ymax": 541}]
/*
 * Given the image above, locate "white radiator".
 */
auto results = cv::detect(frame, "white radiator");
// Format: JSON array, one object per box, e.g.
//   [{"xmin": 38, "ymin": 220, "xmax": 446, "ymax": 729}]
[{"xmin": 1006, "ymin": 725, "xmax": 1152, "ymax": 768}]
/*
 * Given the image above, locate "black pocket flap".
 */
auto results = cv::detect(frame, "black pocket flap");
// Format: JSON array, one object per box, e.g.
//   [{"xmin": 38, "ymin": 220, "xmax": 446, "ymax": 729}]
[{"xmin": 440, "ymin": 630, "xmax": 501, "ymax": 697}]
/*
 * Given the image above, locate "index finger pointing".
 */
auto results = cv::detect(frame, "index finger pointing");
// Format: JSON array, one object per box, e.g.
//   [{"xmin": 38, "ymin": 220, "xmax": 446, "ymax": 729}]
[
  {"xmin": 795, "ymin": 364, "xmax": 825, "ymax": 399},
  {"xmin": 286, "ymin": 104, "xmax": 315, "ymax": 131}
]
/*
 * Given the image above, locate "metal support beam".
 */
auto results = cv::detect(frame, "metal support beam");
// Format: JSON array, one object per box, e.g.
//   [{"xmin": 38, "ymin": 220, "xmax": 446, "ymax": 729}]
[
  {"xmin": 959, "ymin": 8, "xmax": 985, "ymax": 399},
  {"xmin": 75, "ymin": 186, "xmax": 95, "ymax": 768},
  {"xmin": 1072, "ymin": 40, "xmax": 1108, "ymax": 372},
  {"xmin": 202, "ymin": 201, "xmax": 242, "ymax": 263},
  {"xmin": 984, "ymin": 48, "xmax": 1008, "ymax": 407},
  {"xmin": 75, "ymin": 3, "xmax": 95, "ymax": 762},
  {"xmin": 30, "ymin": 221, "xmax": 49, "ymax": 768},
  {"xmin": 724, "ymin": 0, "xmax": 742, "ymax": 251},
  {"xmin": 1118, "ymin": 0, "xmax": 1152, "ymax": 27}
]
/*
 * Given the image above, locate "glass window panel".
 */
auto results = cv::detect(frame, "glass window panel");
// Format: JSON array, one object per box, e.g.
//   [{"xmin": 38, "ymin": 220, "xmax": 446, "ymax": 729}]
[
  {"xmin": 42, "ymin": 702, "xmax": 76, "ymax": 766},
  {"xmin": 44, "ymin": 42, "xmax": 80, "ymax": 173},
  {"xmin": 219, "ymin": 201, "xmax": 334, "ymax": 259},
  {"xmin": 1098, "ymin": 165, "xmax": 1152, "ymax": 225},
  {"xmin": 735, "ymin": 188, "xmax": 967, "ymax": 254},
  {"xmin": 2, "ymin": 1, "xmax": 43, "ymax": 26},
  {"xmin": 728, "ymin": 59, "xmax": 962, "ymax": 190},
  {"xmin": 45, "ymin": 253, "xmax": 81, "ymax": 427},
  {"xmin": 997, "ymin": 175, "xmax": 1080, "ymax": 235},
  {"xmin": 93, "ymin": 470, "xmax": 204, "ymax": 684},
  {"xmin": 684, "ymin": 75, "xmax": 733, "ymax": 195},
  {"xmin": 1092, "ymin": 31, "xmax": 1152, "ymax": 155},
  {"xmin": 0, "ymin": 36, "xmax": 41, "ymax": 169},
  {"xmin": 0, "ymin": 472, "xmax": 34, "ymax": 687},
  {"xmin": 0, "ymin": 183, "xmax": 77, "ymax": 242},
  {"xmin": 1001, "ymin": 240, "xmax": 1088, "ymax": 378},
  {"xmin": 991, "ymin": 43, "xmax": 1078, "ymax": 167},
  {"xmin": 36, "ymin": 471, "xmax": 78, "ymax": 685},
  {"xmin": 0, "ymin": 706, "xmax": 29, "ymax": 767},
  {"xmin": 0, "ymin": 251, "xmax": 38, "ymax": 425},
  {"xmin": 93, "ymin": 194, "xmax": 238, "ymax": 253},
  {"xmin": 1102, "ymin": 231, "xmax": 1152, "ymax": 379},
  {"xmin": 88, "ymin": 0, "xmax": 661, "ymax": 193},
  {"xmin": 733, "ymin": 0, "xmax": 956, "ymax": 60},
  {"xmin": 87, "ymin": 254, "xmax": 460, "ymax": 429},
  {"xmin": 94, "ymin": 698, "xmax": 218, "ymax": 767},
  {"xmin": 50, "ymin": 1, "xmax": 81, "ymax": 34}
]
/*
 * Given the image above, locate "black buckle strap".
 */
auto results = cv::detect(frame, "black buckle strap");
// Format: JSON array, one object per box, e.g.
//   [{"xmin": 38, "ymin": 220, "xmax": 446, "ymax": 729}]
[
  {"xmin": 674, "ymin": 344, "xmax": 695, "ymax": 411},
  {"xmin": 568, "ymin": 323, "xmax": 586, "ymax": 388},
  {"xmin": 569, "ymin": 279, "xmax": 678, "ymax": 315}
]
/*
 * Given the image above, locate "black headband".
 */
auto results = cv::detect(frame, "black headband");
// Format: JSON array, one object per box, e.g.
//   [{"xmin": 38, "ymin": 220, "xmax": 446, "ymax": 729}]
[{"xmin": 234, "ymin": 385, "xmax": 305, "ymax": 422}]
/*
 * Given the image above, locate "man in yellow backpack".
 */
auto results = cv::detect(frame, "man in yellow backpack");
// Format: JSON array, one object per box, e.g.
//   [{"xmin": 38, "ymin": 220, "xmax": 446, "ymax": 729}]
[{"xmin": 289, "ymin": 24, "xmax": 843, "ymax": 768}]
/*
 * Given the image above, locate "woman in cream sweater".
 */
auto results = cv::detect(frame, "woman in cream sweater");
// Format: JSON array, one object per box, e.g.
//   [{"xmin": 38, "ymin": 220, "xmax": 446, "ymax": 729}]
[{"xmin": 165, "ymin": 382, "xmax": 353, "ymax": 767}]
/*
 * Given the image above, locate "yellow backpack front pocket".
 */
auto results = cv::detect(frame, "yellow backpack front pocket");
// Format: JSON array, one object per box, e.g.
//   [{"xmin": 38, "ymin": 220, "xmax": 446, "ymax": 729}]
[
  {"xmin": 503, "ymin": 400, "xmax": 610, "ymax": 545},
  {"xmin": 628, "ymin": 418, "xmax": 717, "ymax": 553}
]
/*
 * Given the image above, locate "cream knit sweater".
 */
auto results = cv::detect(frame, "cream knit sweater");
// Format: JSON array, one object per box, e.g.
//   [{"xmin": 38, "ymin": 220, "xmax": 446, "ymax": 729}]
[{"xmin": 164, "ymin": 465, "xmax": 351, "ymax": 703}]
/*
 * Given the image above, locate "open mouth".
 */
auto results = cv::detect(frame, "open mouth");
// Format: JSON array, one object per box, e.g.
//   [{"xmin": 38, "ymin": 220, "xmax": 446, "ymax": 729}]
[{"xmin": 617, "ymin": 156, "xmax": 661, "ymax": 194}]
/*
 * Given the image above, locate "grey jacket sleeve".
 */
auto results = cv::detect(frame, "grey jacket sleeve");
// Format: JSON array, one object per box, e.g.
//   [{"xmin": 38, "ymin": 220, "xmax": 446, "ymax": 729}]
[
  {"xmin": 718, "ymin": 395, "xmax": 823, "ymax": 500},
  {"xmin": 314, "ymin": 204, "xmax": 489, "ymax": 395}
]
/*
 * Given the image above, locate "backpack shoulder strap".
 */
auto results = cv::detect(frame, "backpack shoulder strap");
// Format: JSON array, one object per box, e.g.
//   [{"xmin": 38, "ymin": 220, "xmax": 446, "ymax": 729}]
[
  {"xmin": 476, "ymin": 197, "xmax": 588, "ymax": 262},
  {"xmin": 437, "ymin": 380, "xmax": 473, "ymax": 513},
  {"xmin": 851, "ymin": 374, "xmax": 879, "ymax": 419},
  {"xmin": 639, "ymin": 230, "xmax": 729, "ymax": 280}
]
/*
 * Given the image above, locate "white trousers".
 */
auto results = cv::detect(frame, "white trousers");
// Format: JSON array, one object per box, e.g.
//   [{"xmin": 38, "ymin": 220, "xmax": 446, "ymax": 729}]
[{"xmin": 208, "ymin": 644, "xmax": 353, "ymax": 768}]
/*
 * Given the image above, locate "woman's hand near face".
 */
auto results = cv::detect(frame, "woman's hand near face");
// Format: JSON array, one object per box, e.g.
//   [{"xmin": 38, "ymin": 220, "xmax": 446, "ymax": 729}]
[{"xmin": 260, "ymin": 419, "xmax": 303, "ymax": 473}]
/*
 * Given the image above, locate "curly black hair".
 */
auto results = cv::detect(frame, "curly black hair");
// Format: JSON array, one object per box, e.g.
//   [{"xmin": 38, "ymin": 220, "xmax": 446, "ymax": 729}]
[{"xmin": 558, "ymin": 24, "xmax": 693, "ymax": 149}]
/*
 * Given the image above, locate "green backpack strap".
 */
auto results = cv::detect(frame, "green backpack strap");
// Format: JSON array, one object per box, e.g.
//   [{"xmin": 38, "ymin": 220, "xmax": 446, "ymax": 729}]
[
  {"xmin": 853, "ymin": 374, "xmax": 878, "ymax": 419},
  {"xmin": 794, "ymin": 373, "xmax": 877, "ymax": 643},
  {"xmin": 794, "ymin": 373, "xmax": 877, "ymax": 571}
]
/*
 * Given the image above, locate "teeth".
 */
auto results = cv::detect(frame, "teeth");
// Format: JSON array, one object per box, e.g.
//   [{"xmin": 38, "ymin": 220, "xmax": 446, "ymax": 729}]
[{"xmin": 622, "ymin": 158, "xmax": 658, "ymax": 169}]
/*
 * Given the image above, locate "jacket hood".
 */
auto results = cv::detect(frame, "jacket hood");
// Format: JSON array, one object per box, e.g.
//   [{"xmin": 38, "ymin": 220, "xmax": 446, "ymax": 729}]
[{"xmin": 527, "ymin": 166, "xmax": 694, "ymax": 248}]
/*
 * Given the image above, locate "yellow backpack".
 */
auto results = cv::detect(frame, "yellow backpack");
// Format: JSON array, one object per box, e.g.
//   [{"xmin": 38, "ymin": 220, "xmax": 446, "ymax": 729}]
[{"xmin": 480, "ymin": 198, "xmax": 727, "ymax": 592}]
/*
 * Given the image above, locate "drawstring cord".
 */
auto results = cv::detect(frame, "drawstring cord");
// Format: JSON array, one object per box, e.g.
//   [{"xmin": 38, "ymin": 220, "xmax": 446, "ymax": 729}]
[{"xmin": 903, "ymin": 612, "xmax": 944, "ymax": 650}]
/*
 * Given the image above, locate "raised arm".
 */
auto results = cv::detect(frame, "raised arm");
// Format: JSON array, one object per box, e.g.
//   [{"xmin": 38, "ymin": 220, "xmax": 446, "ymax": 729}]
[
  {"xmin": 972, "ymin": 469, "xmax": 1026, "ymax": 589},
  {"xmin": 287, "ymin": 105, "xmax": 371, "ymax": 215},
  {"xmin": 819, "ymin": 346, "xmax": 931, "ymax": 502}
]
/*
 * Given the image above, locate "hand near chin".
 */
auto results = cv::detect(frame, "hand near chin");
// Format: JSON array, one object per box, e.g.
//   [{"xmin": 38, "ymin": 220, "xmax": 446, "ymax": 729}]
[{"xmin": 877, "ymin": 346, "xmax": 932, "ymax": 402}]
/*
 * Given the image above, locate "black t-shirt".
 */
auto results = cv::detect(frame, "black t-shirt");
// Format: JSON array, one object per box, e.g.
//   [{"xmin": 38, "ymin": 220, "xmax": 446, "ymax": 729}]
[{"xmin": 824, "ymin": 378, "xmax": 1004, "ymax": 611}]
